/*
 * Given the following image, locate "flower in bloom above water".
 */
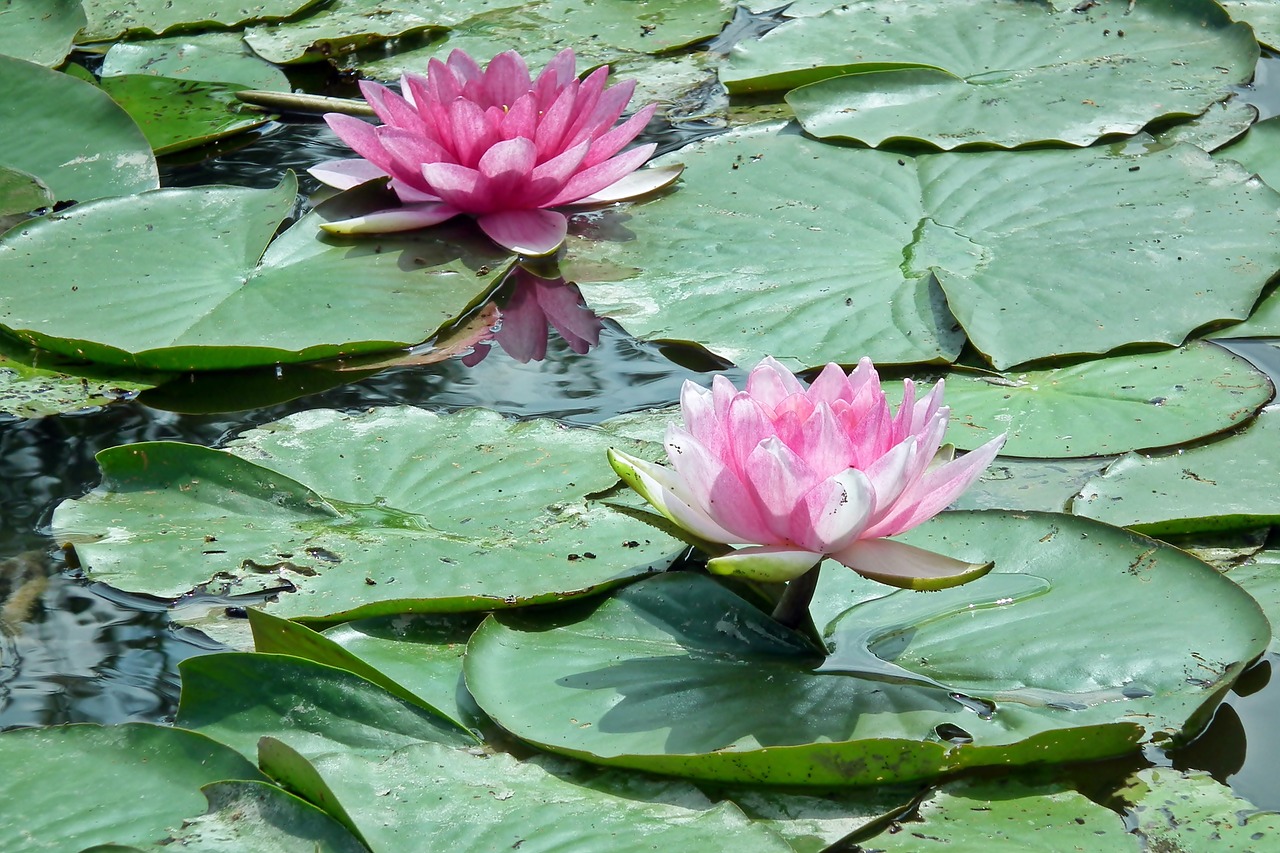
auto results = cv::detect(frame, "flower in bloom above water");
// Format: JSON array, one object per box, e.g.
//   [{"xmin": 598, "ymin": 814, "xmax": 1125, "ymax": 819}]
[
  {"xmin": 608, "ymin": 357, "xmax": 1007, "ymax": 588},
  {"xmin": 308, "ymin": 48, "xmax": 683, "ymax": 256}
]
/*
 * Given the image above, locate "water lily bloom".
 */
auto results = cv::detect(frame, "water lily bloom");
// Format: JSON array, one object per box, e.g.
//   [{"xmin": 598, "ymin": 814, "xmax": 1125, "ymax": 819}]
[
  {"xmin": 608, "ymin": 357, "xmax": 1006, "ymax": 588},
  {"xmin": 308, "ymin": 48, "xmax": 682, "ymax": 256}
]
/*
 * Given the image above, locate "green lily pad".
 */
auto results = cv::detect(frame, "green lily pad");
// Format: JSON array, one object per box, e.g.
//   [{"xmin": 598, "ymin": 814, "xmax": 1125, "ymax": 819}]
[
  {"xmin": 93, "ymin": 781, "xmax": 370, "ymax": 853},
  {"xmin": 0, "ymin": 723, "xmax": 265, "ymax": 851},
  {"xmin": 295, "ymin": 741, "xmax": 795, "ymax": 852},
  {"xmin": 0, "ymin": 176, "xmax": 514, "ymax": 371},
  {"xmin": 242, "ymin": 0, "xmax": 472, "ymax": 65},
  {"xmin": 1152, "ymin": 98, "xmax": 1257, "ymax": 153},
  {"xmin": 465, "ymin": 510, "xmax": 1267, "ymax": 785},
  {"xmin": 0, "ymin": 0, "xmax": 86, "ymax": 66},
  {"xmin": 950, "ymin": 457, "xmax": 1110, "ymax": 513},
  {"xmin": 249, "ymin": 607, "xmax": 485, "ymax": 733},
  {"xmin": 321, "ymin": 613, "xmax": 489, "ymax": 735},
  {"xmin": 724, "ymin": 0, "xmax": 1256, "ymax": 150},
  {"xmin": 563, "ymin": 122, "xmax": 1280, "ymax": 370},
  {"xmin": 861, "ymin": 777, "xmax": 1131, "ymax": 851},
  {"xmin": 350, "ymin": 0, "xmax": 734, "ymax": 79},
  {"xmin": 52, "ymin": 406, "xmax": 681, "ymax": 619},
  {"xmin": 0, "ymin": 350, "xmax": 161, "ymax": 419},
  {"xmin": 79, "ymin": 0, "xmax": 325, "ymax": 42},
  {"xmin": 1122, "ymin": 767, "xmax": 1280, "ymax": 851},
  {"xmin": 98, "ymin": 75, "xmax": 273, "ymax": 155},
  {"xmin": 1073, "ymin": 409, "xmax": 1280, "ymax": 534},
  {"xmin": 702, "ymin": 785, "xmax": 912, "ymax": 853},
  {"xmin": 0, "ymin": 55, "xmax": 158, "ymax": 204},
  {"xmin": 932, "ymin": 343, "xmax": 1272, "ymax": 457},
  {"xmin": 176, "ymin": 652, "xmax": 476, "ymax": 760},
  {"xmin": 1227, "ymin": 549, "xmax": 1280, "ymax": 655},
  {"xmin": 102, "ymin": 32, "xmax": 290, "ymax": 91},
  {"xmin": 1217, "ymin": 115, "xmax": 1280, "ymax": 193},
  {"xmin": 1221, "ymin": 0, "xmax": 1280, "ymax": 50},
  {"xmin": 0, "ymin": 164, "xmax": 51, "ymax": 222}
]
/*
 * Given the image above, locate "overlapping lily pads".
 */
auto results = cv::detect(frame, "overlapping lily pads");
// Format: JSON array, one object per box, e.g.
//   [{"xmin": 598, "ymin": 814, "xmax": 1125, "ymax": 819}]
[
  {"xmin": 466, "ymin": 510, "xmax": 1267, "ymax": 785},
  {"xmin": 0, "ymin": 176, "xmax": 513, "ymax": 370},
  {"xmin": 0, "ymin": 0, "xmax": 86, "ymax": 66},
  {"xmin": 0, "ymin": 723, "xmax": 265, "ymax": 851},
  {"xmin": 79, "ymin": 0, "xmax": 325, "ymax": 42},
  {"xmin": 102, "ymin": 32, "xmax": 291, "ymax": 91},
  {"xmin": 1221, "ymin": 0, "xmax": 1280, "ymax": 50},
  {"xmin": 0, "ymin": 55, "xmax": 158, "ymax": 205},
  {"xmin": 933, "ymin": 343, "xmax": 1273, "ymax": 457},
  {"xmin": 563, "ymin": 122, "xmax": 1280, "ymax": 370},
  {"xmin": 99, "ymin": 75, "xmax": 274, "ymax": 155},
  {"xmin": 53, "ymin": 406, "xmax": 681, "ymax": 619},
  {"xmin": 723, "ymin": 0, "xmax": 1256, "ymax": 149},
  {"xmin": 1074, "ymin": 409, "xmax": 1280, "ymax": 534}
]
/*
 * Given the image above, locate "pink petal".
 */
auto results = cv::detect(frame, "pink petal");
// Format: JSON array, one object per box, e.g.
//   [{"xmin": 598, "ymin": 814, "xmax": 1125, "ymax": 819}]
[
  {"xmin": 792, "ymin": 403, "xmax": 855, "ymax": 480},
  {"xmin": 807, "ymin": 362, "xmax": 855, "ymax": 406},
  {"xmin": 477, "ymin": 136, "xmax": 538, "ymax": 204},
  {"xmin": 389, "ymin": 180, "xmax": 441, "ymax": 203},
  {"xmin": 477, "ymin": 209, "xmax": 567, "ymax": 255},
  {"xmin": 361, "ymin": 80, "xmax": 427, "ymax": 134},
  {"xmin": 534, "ymin": 84, "xmax": 579, "ymax": 160},
  {"xmin": 723, "ymin": 394, "xmax": 775, "ymax": 471},
  {"xmin": 679, "ymin": 380, "xmax": 722, "ymax": 454},
  {"xmin": 421, "ymin": 162, "xmax": 483, "ymax": 210},
  {"xmin": 665, "ymin": 425, "xmax": 774, "ymax": 545},
  {"xmin": 606, "ymin": 448, "xmax": 739, "ymax": 544},
  {"xmin": 831, "ymin": 538, "xmax": 994, "ymax": 591},
  {"xmin": 399, "ymin": 70, "xmax": 433, "ymax": 108},
  {"xmin": 861, "ymin": 437, "xmax": 917, "ymax": 517},
  {"xmin": 307, "ymin": 158, "xmax": 387, "ymax": 190},
  {"xmin": 324, "ymin": 114, "xmax": 394, "ymax": 173},
  {"xmin": 446, "ymin": 49, "xmax": 484, "ymax": 88},
  {"xmin": 795, "ymin": 468, "xmax": 874, "ymax": 553},
  {"xmin": 500, "ymin": 92, "xmax": 538, "ymax": 140},
  {"xmin": 707, "ymin": 546, "xmax": 824, "ymax": 582},
  {"xmin": 746, "ymin": 356, "xmax": 807, "ymax": 410},
  {"xmin": 533, "ymin": 278, "xmax": 601, "ymax": 353},
  {"xmin": 318, "ymin": 203, "xmax": 461, "ymax": 235},
  {"xmin": 566, "ymin": 164, "xmax": 683, "ymax": 205},
  {"xmin": 545, "ymin": 145, "xmax": 655, "ymax": 206},
  {"xmin": 564, "ymin": 75, "xmax": 633, "ymax": 149},
  {"xmin": 527, "ymin": 140, "xmax": 591, "ymax": 205},
  {"xmin": 743, "ymin": 437, "xmax": 821, "ymax": 544},
  {"xmin": 448, "ymin": 98, "xmax": 500, "ymax": 167},
  {"xmin": 533, "ymin": 48, "xmax": 576, "ymax": 110},
  {"xmin": 483, "ymin": 51, "xmax": 533, "ymax": 109},
  {"xmin": 581, "ymin": 103, "xmax": 655, "ymax": 168}
]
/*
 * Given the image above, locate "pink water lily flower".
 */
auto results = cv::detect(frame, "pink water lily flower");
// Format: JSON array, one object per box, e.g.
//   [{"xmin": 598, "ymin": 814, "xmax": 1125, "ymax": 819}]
[
  {"xmin": 608, "ymin": 357, "xmax": 1006, "ymax": 588},
  {"xmin": 308, "ymin": 48, "xmax": 683, "ymax": 256}
]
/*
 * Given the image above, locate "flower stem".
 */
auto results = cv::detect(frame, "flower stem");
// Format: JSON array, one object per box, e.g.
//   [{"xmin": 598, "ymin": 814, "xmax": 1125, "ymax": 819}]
[{"xmin": 771, "ymin": 562, "xmax": 822, "ymax": 633}]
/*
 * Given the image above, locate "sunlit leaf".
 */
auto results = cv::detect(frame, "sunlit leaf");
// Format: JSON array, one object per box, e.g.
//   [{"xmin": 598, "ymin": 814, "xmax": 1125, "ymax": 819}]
[
  {"xmin": 1122, "ymin": 767, "xmax": 1280, "ymax": 850},
  {"xmin": 102, "ymin": 32, "xmax": 290, "ymax": 91},
  {"xmin": 79, "ymin": 0, "xmax": 326, "ymax": 42},
  {"xmin": 99, "ymin": 75, "xmax": 273, "ymax": 155},
  {"xmin": 0, "ymin": 0, "xmax": 86, "ymax": 66}
]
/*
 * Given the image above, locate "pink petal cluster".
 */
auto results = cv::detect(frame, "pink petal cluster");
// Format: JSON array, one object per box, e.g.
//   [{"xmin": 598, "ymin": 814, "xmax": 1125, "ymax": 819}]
[
  {"xmin": 609, "ymin": 357, "xmax": 1006, "ymax": 587},
  {"xmin": 308, "ymin": 48, "xmax": 682, "ymax": 256}
]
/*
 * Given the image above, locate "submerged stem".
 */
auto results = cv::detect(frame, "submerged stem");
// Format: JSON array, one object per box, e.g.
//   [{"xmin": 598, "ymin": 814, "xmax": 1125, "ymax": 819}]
[{"xmin": 770, "ymin": 562, "xmax": 822, "ymax": 631}]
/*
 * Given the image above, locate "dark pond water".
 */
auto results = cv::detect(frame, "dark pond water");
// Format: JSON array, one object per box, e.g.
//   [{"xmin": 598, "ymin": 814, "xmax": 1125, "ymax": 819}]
[{"xmin": 2, "ymin": 28, "xmax": 1279, "ymax": 818}]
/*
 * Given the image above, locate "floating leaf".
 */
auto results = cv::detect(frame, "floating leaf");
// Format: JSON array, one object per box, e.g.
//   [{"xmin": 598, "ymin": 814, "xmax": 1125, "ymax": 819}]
[
  {"xmin": 0, "ymin": 176, "xmax": 513, "ymax": 371},
  {"xmin": 53, "ymin": 406, "xmax": 681, "ymax": 619},
  {"xmin": 0, "ymin": 350, "xmax": 161, "ymax": 419},
  {"xmin": 466, "ymin": 510, "xmax": 1267, "ymax": 785},
  {"xmin": 102, "ymin": 32, "xmax": 290, "ymax": 91},
  {"xmin": 950, "ymin": 457, "xmax": 1110, "ymax": 514},
  {"xmin": 1122, "ymin": 767, "xmax": 1280, "ymax": 851},
  {"xmin": 862, "ymin": 777, "xmax": 1131, "ymax": 851},
  {"xmin": 563, "ymin": 123, "xmax": 1280, "ymax": 370},
  {"xmin": 725, "ymin": 0, "xmax": 1256, "ymax": 149},
  {"xmin": 933, "ymin": 343, "xmax": 1272, "ymax": 457},
  {"xmin": 0, "ymin": 55, "xmax": 158, "ymax": 204},
  {"xmin": 0, "ymin": 164, "xmax": 51, "ymax": 223},
  {"xmin": 1227, "ymin": 549, "xmax": 1280, "ymax": 655},
  {"xmin": 1217, "ymin": 115, "xmax": 1280, "ymax": 192},
  {"xmin": 99, "ymin": 75, "xmax": 273, "ymax": 155},
  {"xmin": 79, "ymin": 0, "xmax": 325, "ymax": 42},
  {"xmin": 176, "ymin": 652, "xmax": 476, "ymax": 760},
  {"xmin": 0, "ymin": 0, "xmax": 86, "ymax": 66},
  {"xmin": 1153, "ymin": 98, "xmax": 1257, "ymax": 153},
  {"xmin": 0, "ymin": 723, "xmax": 264, "ymax": 851},
  {"xmin": 1221, "ymin": 0, "xmax": 1280, "ymax": 50},
  {"xmin": 97, "ymin": 781, "xmax": 370, "ymax": 853},
  {"xmin": 703, "ymin": 785, "xmax": 912, "ymax": 853},
  {"xmin": 296, "ymin": 741, "xmax": 795, "ymax": 852},
  {"xmin": 1073, "ymin": 409, "xmax": 1280, "ymax": 534}
]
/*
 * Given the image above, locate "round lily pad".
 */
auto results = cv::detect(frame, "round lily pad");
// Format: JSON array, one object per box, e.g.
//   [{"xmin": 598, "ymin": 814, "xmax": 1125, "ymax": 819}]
[
  {"xmin": 933, "ymin": 342, "xmax": 1272, "ymax": 457},
  {"xmin": 0, "ymin": 0, "xmax": 86, "ymax": 66},
  {"xmin": 0, "ymin": 54, "xmax": 158, "ymax": 204},
  {"xmin": 465, "ymin": 510, "xmax": 1268, "ymax": 785},
  {"xmin": 52, "ymin": 406, "xmax": 682, "ymax": 620},
  {"xmin": 0, "ymin": 176, "xmax": 513, "ymax": 371},
  {"xmin": 725, "ymin": 0, "xmax": 1256, "ymax": 150},
  {"xmin": 563, "ymin": 122, "xmax": 1280, "ymax": 370},
  {"xmin": 79, "ymin": 0, "xmax": 325, "ymax": 41},
  {"xmin": 102, "ymin": 32, "xmax": 291, "ymax": 91}
]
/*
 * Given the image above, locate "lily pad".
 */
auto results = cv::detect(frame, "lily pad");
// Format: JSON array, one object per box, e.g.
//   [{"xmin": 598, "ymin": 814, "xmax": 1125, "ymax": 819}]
[
  {"xmin": 933, "ymin": 343, "xmax": 1272, "ymax": 457},
  {"xmin": 0, "ymin": 350, "xmax": 161, "ymax": 419},
  {"xmin": 563, "ymin": 122, "xmax": 1280, "ymax": 370},
  {"xmin": 465, "ymin": 510, "xmax": 1267, "ymax": 785},
  {"xmin": 242, "ymin": 0, "xmax": 474, "ymax": 64},
  {"xmin": 1122, "ymin": 767, "xmax": 1280, "ymax": 851},
  {"xmin": 950, "ymin": 457, "xmax": 1110, "ymax": 513},
  {"xmin": 1073, "ymin": 409, "xmax": 1280, "ymax": 534},
  {"xmin": 1227, "ymin": 549, "xmax": 1280, "ymax": 655},
  {"xmin": 0, "ymin": 723, "xmax": 265, "ymax": 851},
  {"xmin": 724, "ymin": 0, "xmax": 1256, "ymax": 150},
  {"xmin": 102, "ymin": 32, "xmax": 290, "ymax": 91},
  {"xmin": 0, "ymin": 54, "xmax": 158, "ymax": 204},
  {"xmin": 0, "ymin": 0, "xmax": 86, "ymax": 66},
  {"xmin": 702, "ymin": 785, "xmax": 912, "ymax": 853},
  {"xmin": 96, "ymin": 781, "xmax": 370, "ymax": 853},
  {"xmin": 864, "ymin": 778, "xmax": 1130, "ymax": 851},
  {"xmin": 0, "ymin": 164, "xmax": 51, "ymax": 222},
  {"xmin": 0, "ymin": 176, "xmax": 514, "ymax": 371},
  {"xmin": 295, "ymin": 741, "xmax": 795, "ymax": 852},
  {"xmin": 99, "ymin": 75, "xmax": 273, "ymax": 155},
  {"xmin": 79, "ymin": 0, "xmax": 325, "ymax": 42},
  {"xmin": 1221, "ymin": 0, "xmax": 1280, "ymax": 50},
  {"xmin": 1217, "ymin": 115, "xmax": 1280, "ymax": 192},
  {"xmin": 176, "ymin": 652, "xmax": 476, "ymax": 760},
  {"xmin": 1153, "ymin": 98, "xmax": 1257, "ymax": 153},
  {"xmin": 52, "ymin": 406, "xmax": 681, "ymax": 619}
]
